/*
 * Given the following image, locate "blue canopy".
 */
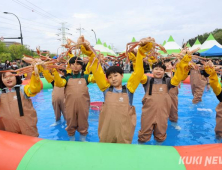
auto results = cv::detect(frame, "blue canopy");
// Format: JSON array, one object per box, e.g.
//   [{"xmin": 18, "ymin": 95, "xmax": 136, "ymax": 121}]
[{"xmin": 200, "ymin": 45, "xmax": 222, "ymax": 57}]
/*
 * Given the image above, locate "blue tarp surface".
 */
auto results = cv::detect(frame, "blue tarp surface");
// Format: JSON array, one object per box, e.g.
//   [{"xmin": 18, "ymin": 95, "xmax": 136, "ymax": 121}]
[{"xmin": 200, "ymin": 45, "xmax": 222, "ymax": 56}]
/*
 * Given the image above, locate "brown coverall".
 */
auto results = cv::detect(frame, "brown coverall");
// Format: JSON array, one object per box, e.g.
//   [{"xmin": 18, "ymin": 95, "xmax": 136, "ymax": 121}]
[
  {"xmin": 0, "ymin": 119, "xmax": 5, "ymax": 130},
  {"xmin": 215, "ymin": 102, "xmax": 222, "ymax": 137},
  {"xmin": 190, "ymin": 69, "xmax": 207, "ymax": 104},
  {"xmin": 65, "ymin": 78, "xmax": 90, "ymax": 136},
  {"xmin": 169, "ymin": 86, "xmax": 179, "ymax": 122},
  {"xmin": 138, "ymin": 78, "xmax": 171, "ymax": 142},
  {"xmin": 98, "ymin": 87, "xmax": 136, "ymax": 144},
  {"xmin": 165, "ymin": 72, "xmax": 179, "ymax": 122},
  {"xmin": 52, "ymin": 86, "xmax": 66, "ymax": 121},
  {"xmin": 0, "ymin": 88, "xmax": 39, "ymax": 137}
]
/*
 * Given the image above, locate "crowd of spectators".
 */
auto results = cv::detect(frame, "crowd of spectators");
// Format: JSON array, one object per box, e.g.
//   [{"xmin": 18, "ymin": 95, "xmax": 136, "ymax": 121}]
[
  {"xmin": 2, "ymin": 58, "xmax": 221, "ymax": 75},
  {"xmin": 100, "ymin": 57, "xmax": 151, "ymax": 73},
  {"xmin": 0, "ymin": 59, "xmax": 29, "ymax": 71}
]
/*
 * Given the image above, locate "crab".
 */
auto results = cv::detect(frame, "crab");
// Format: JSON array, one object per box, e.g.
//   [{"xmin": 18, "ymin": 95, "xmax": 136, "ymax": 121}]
[{"xmin": 125, "ymin": 37, "xmax": 167, "ymax": 61}]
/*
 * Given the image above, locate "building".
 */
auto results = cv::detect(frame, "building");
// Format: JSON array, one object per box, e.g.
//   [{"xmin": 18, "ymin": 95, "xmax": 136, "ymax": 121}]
[{"xmin": 2, "ymin": 41, "xmax": 21, "ymax": 47}]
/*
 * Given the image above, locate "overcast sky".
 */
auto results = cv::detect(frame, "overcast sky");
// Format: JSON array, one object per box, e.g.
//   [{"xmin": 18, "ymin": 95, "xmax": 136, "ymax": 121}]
[{"xmin": 1, "ymin": 0, "xmax": 222, "ymax": 53}]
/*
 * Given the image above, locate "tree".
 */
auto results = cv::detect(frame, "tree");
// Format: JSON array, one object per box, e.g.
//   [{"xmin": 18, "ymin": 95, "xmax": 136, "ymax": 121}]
[
  {"xmin": 187, "ymin": 28, "xmax": 222, "ymax": 46},
  {"xmin": 0, "ymin": 53, "xmax": 12, "ymax": 62},
  {"xmin": 50, "ymin": 53, "xmax": 57, "ymax": 58},
  {"xmin": 8, "ymin": 44, "xmax": 35, "ymax": 60},
  {"xmin": 0, "ymin": 42, "xmax": 8, "ymax": 53},
  {"xmin": 8, "ymin": 44, "xmax": 25, "ymax": 60}
]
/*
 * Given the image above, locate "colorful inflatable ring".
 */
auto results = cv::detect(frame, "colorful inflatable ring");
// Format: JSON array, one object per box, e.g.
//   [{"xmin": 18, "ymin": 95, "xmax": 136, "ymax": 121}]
[
  {"xmin": 0, "ymin": 131, "xmax": 221, "ymax": 170},
  {"xmin": 183, "ymin": 76, "xmax": 190, "ymax": 84},
  {"xmin": 22, "ymin": 79, "xmax": 43, "ymax": 89},
  {"xmin": 22, "ymin": 74, "xmax": 221, "ymax": 89},
  {"xmin": 90, "ymin": 101, "xmax": 103, "ymax": 111}
]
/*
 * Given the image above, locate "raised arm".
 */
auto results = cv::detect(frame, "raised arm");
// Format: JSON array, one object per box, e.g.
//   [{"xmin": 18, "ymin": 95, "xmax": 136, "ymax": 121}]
[
  {"xmin": 42, "ymin": 69, "xmax": 54, "ymax": 83},
  {"xmin": 81, "ymin": 45, "xmax": 110, "ymax": 91},
  {"xmin": 52, "ymin": 69, "xmax": 67, "ymax": 87},
  {"xmin": 127, "ymin": 43, "xmax": 153, "ymax": 93},
  {"xmin": 204, "ymin": 62, "xmax": 221, "ymax": 98},
  {"xmin": 24, "ymin": 71, "xmax": 41, "ymax": 97},
  {"xmin": 171, "ymin": 54, "xmax": 192, "ymax": 86}
]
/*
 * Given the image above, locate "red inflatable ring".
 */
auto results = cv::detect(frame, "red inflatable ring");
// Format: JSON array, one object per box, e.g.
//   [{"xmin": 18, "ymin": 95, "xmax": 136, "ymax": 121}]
[{"xmin": 90, "ymin": 101, "xmax": 103, "ymax": 111}]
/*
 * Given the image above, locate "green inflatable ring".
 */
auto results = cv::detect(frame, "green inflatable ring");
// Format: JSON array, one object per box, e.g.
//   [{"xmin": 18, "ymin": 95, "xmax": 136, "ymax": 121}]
[
  {"xmin": 40, "ymin": 75, "xmax": 222, "ymax": 89},
  {"xmin": 40, "ymin": 78, "xmax": 53, "ymax": 89}
]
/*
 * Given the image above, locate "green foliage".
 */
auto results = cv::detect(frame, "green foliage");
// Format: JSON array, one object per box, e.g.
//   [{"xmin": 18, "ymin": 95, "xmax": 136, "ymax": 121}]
[
  {"xmin": 0, "ymin": 43, "xmax": 36, "ymax": 61},
  {"xmin": 0, "ymin": 52, "xmax": 12, "ymax": 62},
  {"xmin": 50, "ymin": 53, "xmax": 57, "ymax": 58},
  {"xmin": 8, "ymin": 44, "xmax": 35, "ymax": 60},
  {"xmin": 187, "ymin": 28, "xmax": 222, "ymax": 46},
  {"xmin": 0, "ymin": 42, "xmax": 8, "ymax": 53},
  {"xmin": 8, "ymin": 44, "xmax": 25, "ymax": 60}
]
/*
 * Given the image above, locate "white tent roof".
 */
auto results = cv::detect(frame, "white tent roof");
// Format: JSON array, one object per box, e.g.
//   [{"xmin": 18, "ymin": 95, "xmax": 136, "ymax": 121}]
[
  {"xmin": 164, "ymin": 36, "xmax": 181, "ymax": 50},
  {"xmin": 200, "ymin": 34, "xmax": 222, "ymax": 52},
  {"xmin": 191, "ymin": 38, "xmax": 202, "ymax": 51},
  {"xmin": 103, "ymin": 43, "xmax": 116, "ymax": 56},
  {"xmin": 93, "ymin": 39, "xmax": 109, "ymax": 55},
  {"xmin": 159, "ymin": 36, "xmax": 181, "ymax": 54}
]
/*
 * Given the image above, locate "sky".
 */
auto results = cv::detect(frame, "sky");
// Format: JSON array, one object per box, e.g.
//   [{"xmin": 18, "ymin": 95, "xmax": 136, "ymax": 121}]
[{"xmin": 0, "ymin": 0, "xmax": 222, "ymax": 54}]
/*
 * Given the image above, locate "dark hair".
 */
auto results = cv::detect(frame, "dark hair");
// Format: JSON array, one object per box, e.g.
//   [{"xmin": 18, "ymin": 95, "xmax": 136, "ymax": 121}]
[
  {"xmin": 106, "ymin": 66, "xmax": 123, "ymax": 78},
  {"xmin": 193, "ymin": 52, "xmax": 200, "ymax": 56},
  {"xmin": 0, "ymin": 69, "xmax": 22, "ymax": 89},
  {"xmin": 163, "ymin": 59, "xmax": 171, "ymax": 63},
  {"xmin": 164, "ymin": 59, "xmax": 173, "ymax": 66},
  {"xmin": 69, "ymin": 56, "xmax": 83, "ymax": 66},
  {"xmin": 4, "ymin": 60, "xmax": 11, "ymax": 67},
  {"xmin": 152, "ymin": 61, "xmax": 166, "ymax": 71}
]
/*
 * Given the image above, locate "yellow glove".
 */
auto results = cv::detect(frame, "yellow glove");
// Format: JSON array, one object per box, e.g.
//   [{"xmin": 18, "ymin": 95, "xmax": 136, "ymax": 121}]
[
  {"xmin": 43, "ymin": 69, "xmax": 54, "ymax": 83},
  {"xmin": 129, "ymin": 52, "xmax": 136, "ymax": 63},
  {"xmin": 148, "ymin": 56, "xmax": 157, "ymax": 68},
  {"xmin": 140, "ymin": 74, "xmax": 148, "ymax": 85},
  {"xmin": 88, "ymin": 74, "xmax": 96, "ymax": 83},
  {"xmin": 68, "ymin": 52, "xmax": 74, "ymax": 59},
  {"xmin": 81, "ymin": 45, "xmax": 95, "ymax": 62},
  {"xmin": 52, "ymin": 69, "xmax": 66, "ymax": 87},
  {"xmin": 84, "ymin": 62, "xmax": 91, "ymax": 75},
  {"xmin": 171, "ymin": 54, "xmax": 191, "ymax": 86},
  {"xmin": 129, "ymin": 52, "xmax": 136, "ymax": 70},
  {"xmin": 24, "ymin": 72, "xmax": 41, "ymax": 97},
  {"xmin": 66, "ymin": 64, "xmax": 72, "ymax": 74},
  {"xmin": 205, "ymin": 66, "xmax": 221, "ymax": 96},
  {"xmin": 37, "ymin": 65, "xmax": 44, "ymax": 73},
  {"xmin": 138, "ymin": 42, "xmax": 153, "ymax": 55},
  {"xmin": 89, "ymin": 57, "xmax": 110, "ymax": 91},
  {"xmin": 127, "ymin": 48, "xmax": 145, "ymax": 93}
]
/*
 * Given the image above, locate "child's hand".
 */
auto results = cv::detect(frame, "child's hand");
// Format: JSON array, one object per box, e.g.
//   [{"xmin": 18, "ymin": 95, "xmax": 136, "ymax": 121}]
[
  {"xmin": 204, "ymin": 61, "xmax": 215, "ymax": 75},
  {"xmin": 182, "ymin": 54, "xmax": 192, "ymax": 63},
  {"xmin": 81, "ymin": 45, "xmax": 93, "ymax": 56},
  {"xmin": 129, "ymin": 52, "xmax": 136, "ymax": 62},
  {"xmin": 138, "ymin": 42, "xmax": 153, "ymax": 54}
]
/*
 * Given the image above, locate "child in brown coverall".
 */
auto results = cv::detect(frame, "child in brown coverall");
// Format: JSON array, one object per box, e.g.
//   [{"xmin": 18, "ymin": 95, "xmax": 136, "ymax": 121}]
[
  {"xmin": 0, "ymin": 69, "xmax": 41, "ymax": 137},
  {"xmin": 52, "ymin": 57, "xmax": 94, "ymax": 141},
  {"xmin": 204, "ymin": 61, "xmax": 222, "ymax": 138},
  {"xmin": 138, "ymin": 54, "xmax": 192, "ymax": 143},
  {"xmin": 190, "ymin": 52, "xmax": 210, "ymax": 104},
  {"xmin": 80, "ymin": 42, "xmax": 150, "ymax": 143}
]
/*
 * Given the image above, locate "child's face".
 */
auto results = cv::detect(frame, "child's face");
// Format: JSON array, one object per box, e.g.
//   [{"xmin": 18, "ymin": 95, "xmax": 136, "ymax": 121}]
[
  {"xmin": 70, "ymin": 63, "xmax": 82, "ymax": 73},
  {"xmin": 153, "ymin": 67, "xmax": 165, "ymax": 79},
  {"xmin": 165, "ymin": 62, "xmax": 172, "ymax": 70},
  {"xmin": 2, "ymin": 72, "xmax": 17, "ymax": 88},
  {"xmin": 107, "ymin": 73, "xmax": 123, "ymax": 88}
]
